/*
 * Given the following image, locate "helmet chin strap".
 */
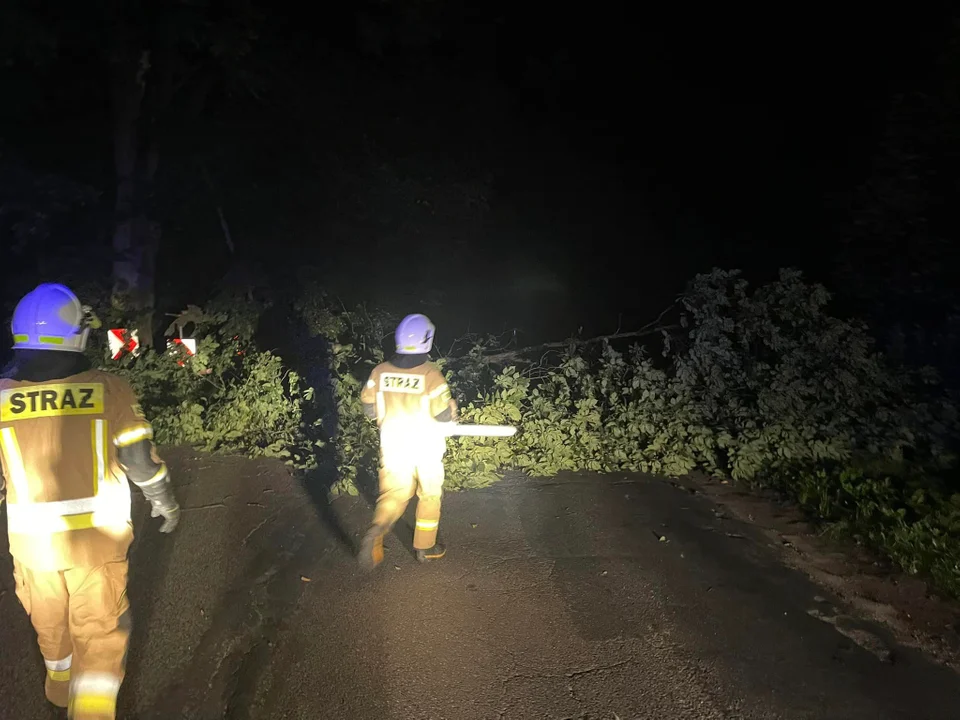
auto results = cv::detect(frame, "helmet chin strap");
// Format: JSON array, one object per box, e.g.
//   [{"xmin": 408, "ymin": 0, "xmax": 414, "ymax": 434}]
[
  {"xmin": 391, "ymin": 353, "xmax": 428, "ymax": 369},
  {"xmin": 9, "ymin": 348, "xmax": 92, "ymax": 382}
]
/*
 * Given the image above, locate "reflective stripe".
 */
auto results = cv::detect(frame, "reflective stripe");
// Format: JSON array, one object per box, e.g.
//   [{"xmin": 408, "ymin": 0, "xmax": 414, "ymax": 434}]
[
  {"xmin": 92, "ymin": 419, "xmax": 106, "ymax": 495},
  {"xmin": 375, "ymin": 391, "xmax": 385, "ymax": 421},
  {"xmin": 0, "ymin": 427, "xmax": 30, "ymax": 501},
  {"xmin": 71, "ymin": 671, "xmax": 121, "ymax": 696},
  {"xmin": 5, "ymin": 484, "xmax": 131, "ymax": 534},
  {"xmin": 73, "ymin": 696, "xmax": 116, "ymax": 715},
  {"xmin": 428, "ymin": 383, "xmax": 449, "ymax": 399},
  {"xmin": 133, "ymin": 463, "xmax": 168, "ymax": 489},
  {"xmin": 44, "ymin": 654, "xmax": 72, "ymax": 672},
  {"xmin": 46, "ymin": 653, "xmax": 73, "ymax": 683},
  {"xmin": 415, "ymin": 519, "xmax": 439, "ymax": 530},
  {"xmin": 12, "ymin": 334, "xmax": 28, "ymax": 344},
  {"xmin": 71, "ymin": 672, "xmax": 120, "ymax": 715},
  {"xmin": 114, "ymin": 423, "xmax": 153, "ymax": 447},
  {"xmin": 38, "ymin": 336, "xmax": 64, "ymax": 345}
]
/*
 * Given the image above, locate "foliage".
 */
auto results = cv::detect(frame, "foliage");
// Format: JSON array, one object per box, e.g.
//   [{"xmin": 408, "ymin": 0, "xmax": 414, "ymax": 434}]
[
  {"xmin": 670, "ymin": 269, "xmax": 956, "ymax": 482},
  {"xmin": 775, "ymin": 465, "xmax": 960, "ymax": 597},
  {"xmin": 311, "ymin": 267, "xmax": 960, "ymax": 596},
  {"xmin": 440, "ymin": 270, "xmax": 955, "ymax": 484},
  {"xmin": 82, "ymin": 267, "xmax": 960, "ymax": 597},
  {"xmin": 295, "ymin": 285, "xmax": 397, "ymax": 494},
  {"xmin": 84, "ymin": 289, "xmax": 319, "ymax": 469}
]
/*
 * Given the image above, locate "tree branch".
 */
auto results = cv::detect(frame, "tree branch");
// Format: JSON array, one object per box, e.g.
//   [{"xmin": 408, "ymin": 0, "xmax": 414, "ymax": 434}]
[
  {"xmin": 459, "ymin": 305, "xmax": 683, "ymax": 365},
  {"xmin": 476, "ymin": 324, "xmax": 681, "ymax": 364}
]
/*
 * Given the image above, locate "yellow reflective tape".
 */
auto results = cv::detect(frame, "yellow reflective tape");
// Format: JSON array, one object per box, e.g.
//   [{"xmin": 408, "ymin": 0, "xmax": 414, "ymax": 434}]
[
  {"xmin": 415, "ymin": 519, "xmax": 439, "ymax": 529},
  {"xmin": 60, "ymin": 513, "xmax": 98, "ymax": 531},
  {"xmin": 0, "ymin": 383, "xmax": 104, "ymax": 421},
  {"xmin": 13, "ymin": 334, "xmax": 28, "ymax": 344},
  {"xmin": 0, "ymin": 427, "xmax": 30, "ymax": 502},
  {"xmin": 99, "ymin": 419, "xmax": 107, "ymax": 495},
  {"xmin": 70, "ymin": 672, "xmax": 121, "ymax": 714},
  {"xmin": 38, "ymin": 335, "xmax": 64, "ymax": 345},
  {"xmin": 7, "ymin": 511, "xmax": 98, "ymax": 533},
  {"xmin": 71, "ymin": 696, "xmax": 117, "ymax": 715},
  {"xmin": 47, "ymin": 668, "xmax": 71, "ymax": 682},
  {"xmin": 91, "ymin": 419, "xmax": 104, "ymax": 496},
  {"xmin": 114, "ymin": 423, "xmax": 153, "ymax": 447},
  {"xmin": 428, "ymin": 383, "xmax": 450, "ymax": 399},
  {"xmin": 375, "ymin": 391, "xmax": 385, "ymax": 421},
  {"xmin": 5, "ymin": 488, "xmax": 132, "ymax": 534}
]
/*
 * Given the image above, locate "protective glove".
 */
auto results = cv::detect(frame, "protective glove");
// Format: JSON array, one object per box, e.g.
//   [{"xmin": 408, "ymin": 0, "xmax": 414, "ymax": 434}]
[
  {"xmin": 140, "ymin": 479, "xmax": 181, "ymax": 534},
  {"xmin": 150, "ymin": 501, "xmax": 181, "ymax": 533}
]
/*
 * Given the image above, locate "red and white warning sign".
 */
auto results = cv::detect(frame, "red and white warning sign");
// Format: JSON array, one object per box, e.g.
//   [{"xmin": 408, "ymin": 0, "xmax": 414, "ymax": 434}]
[
  {"xmin": 167, "ymin": 337, "xmax": 197, "ymax": 366},
  {"xmin": 108, "ymin": 329, "xmax": 140, "ymax": 360},
  {"xmin": 168, "ymin": 337, "xmax": 197, "ymax": 355}
]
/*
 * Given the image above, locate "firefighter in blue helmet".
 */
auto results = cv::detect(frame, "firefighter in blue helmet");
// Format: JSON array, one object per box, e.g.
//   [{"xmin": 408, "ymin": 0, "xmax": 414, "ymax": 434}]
[
  {"xmin": 358, "ymin": 313, "xmax": 457, "ymax": 570},
  {"xmin": 0, "ymin": 283, "xmax": 179, "ymax": 719}
]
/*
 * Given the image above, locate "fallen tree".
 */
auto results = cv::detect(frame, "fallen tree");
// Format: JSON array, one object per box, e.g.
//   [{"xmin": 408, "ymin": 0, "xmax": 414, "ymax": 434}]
[
  {"xmin": 84, "ymin": 267, "xmax": 960, "ymax": 598},
  {"xmin": 471, "ymin": 307, "xmax": 681, "ymax": 366},
  {"xmin": 306, "ymin": 268, "xmax": 960, "ymax": 598}
]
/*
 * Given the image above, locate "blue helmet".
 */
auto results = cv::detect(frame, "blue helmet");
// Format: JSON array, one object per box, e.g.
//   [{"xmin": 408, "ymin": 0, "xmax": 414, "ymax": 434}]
[
  {"xmin": 395, "ymin": 313, "xmax": 435, "ymax": 354},
  {"xmin": 11, "ymin": 283, "xmax": 89, "ymax": 352}
]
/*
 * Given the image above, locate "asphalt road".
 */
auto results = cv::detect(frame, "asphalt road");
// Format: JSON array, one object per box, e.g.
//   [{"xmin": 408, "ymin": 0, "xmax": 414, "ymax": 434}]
[{"xmin": 2, "ymin": 449, "xmax": 960, "ymax": 719}]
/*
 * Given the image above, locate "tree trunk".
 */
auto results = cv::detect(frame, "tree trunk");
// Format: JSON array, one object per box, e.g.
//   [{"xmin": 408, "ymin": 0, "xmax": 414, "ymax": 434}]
[
  {"xmin": 110, "ymin": 49, "xmax": 156, "ymax": 345},
  {"xmin": 110, "ymin": 21, "xmax": 176, "ymax": 349}
]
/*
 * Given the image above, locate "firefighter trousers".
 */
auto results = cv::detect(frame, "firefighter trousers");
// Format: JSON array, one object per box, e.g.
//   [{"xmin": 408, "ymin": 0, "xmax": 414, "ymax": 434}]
[
  {"xmin": 373, "ymin": 446, "xmax": 445, "ymax": 550},
  {"xmin": 12, "ymin": 559, "xmax": 131, "ymax": 720}
]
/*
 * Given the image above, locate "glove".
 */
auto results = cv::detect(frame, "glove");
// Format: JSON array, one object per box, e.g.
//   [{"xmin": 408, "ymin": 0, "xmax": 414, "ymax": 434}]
[
  {"xmin": 140, "ymin": 478, "xmax": 181, "ymax": 534},
  {"xmin": 150, "ymin": 501, "xmax": 181, "ymax": 533}
]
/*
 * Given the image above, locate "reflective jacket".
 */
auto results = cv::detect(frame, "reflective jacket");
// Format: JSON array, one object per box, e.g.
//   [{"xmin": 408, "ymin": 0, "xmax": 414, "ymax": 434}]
[
  {"xmin": 360, "ymin": 359, "xmax": 457, "ymax": 427},
  {"xmin": 0, "ymin": 369, "xmax": 163, "ymax": 571}
]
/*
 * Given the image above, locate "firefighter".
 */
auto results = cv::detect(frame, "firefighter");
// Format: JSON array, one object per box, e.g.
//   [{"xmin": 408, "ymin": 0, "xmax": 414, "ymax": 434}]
[
  {"xmin": 0, "ymin": 283, "xmax": 180, "ymax": 719},
  {"xmin": 358, "ymin": 313, "xmax": 457, "ymax": 570}
]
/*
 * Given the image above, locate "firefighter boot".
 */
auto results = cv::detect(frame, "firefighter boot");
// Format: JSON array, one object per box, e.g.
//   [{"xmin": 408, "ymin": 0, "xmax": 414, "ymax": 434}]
[
  {"xmin": 358, "ymin": 524, "xmax": 387, "ymax": 571},
  {"xmin": 416, "ymin": 542, "xmax": 446, "ymax": 563}
]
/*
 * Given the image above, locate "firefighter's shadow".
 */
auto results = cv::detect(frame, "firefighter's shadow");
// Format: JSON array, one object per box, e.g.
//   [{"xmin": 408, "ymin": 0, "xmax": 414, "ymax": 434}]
[
  {"xmin": 272, "ymin": 307, "xmax": 367, "ymax": 555},
  {"xmin": 391, "ymin": 505, "xmax": 420, "ymax": 561},
  {"xmin": 124, "ymin": 481, "xmax": 386, "ymax": 719},
  {"xmin": 120, "ymin": 497, "xmax": 179, "ymax": 719},
  {"xmin": 302, "ymin": 450, "xmax": 418, "ymax": 562},
  {"xmin": 259, "ymin": 298, "xmax": 418, "ymax": 561},
  {"xmin": 300, "ymin": 458, "xmax": 370, "ymax": 556}
]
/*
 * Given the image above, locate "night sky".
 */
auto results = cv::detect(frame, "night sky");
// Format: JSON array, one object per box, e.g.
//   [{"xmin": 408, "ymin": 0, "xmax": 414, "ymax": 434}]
[{"xmin": 0, "ymin": 2, "xmax": 955, "ymax": 348}]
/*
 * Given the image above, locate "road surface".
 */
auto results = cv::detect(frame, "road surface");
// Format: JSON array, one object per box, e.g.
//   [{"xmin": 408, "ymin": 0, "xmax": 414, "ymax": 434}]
[{"xmin": 1, "ymin": 448, "xmax": 959, "ymax": 719}]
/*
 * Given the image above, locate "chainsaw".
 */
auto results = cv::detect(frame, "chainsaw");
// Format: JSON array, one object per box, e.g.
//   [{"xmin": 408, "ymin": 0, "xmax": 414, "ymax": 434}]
[{"xmin": 437, "ymin": 423, "xmax": 517, "ymax": 438}]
